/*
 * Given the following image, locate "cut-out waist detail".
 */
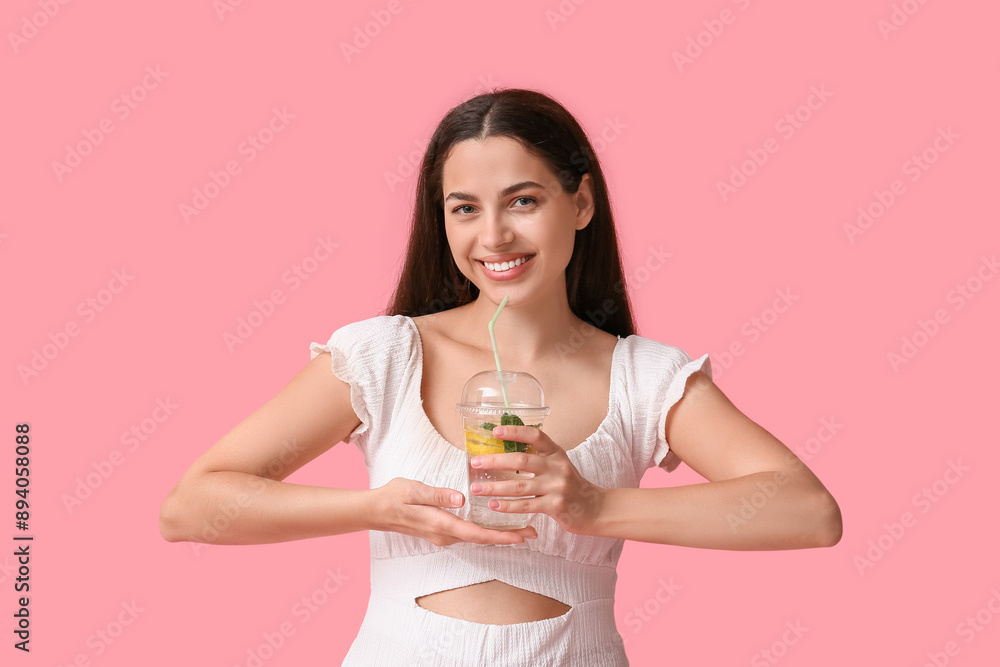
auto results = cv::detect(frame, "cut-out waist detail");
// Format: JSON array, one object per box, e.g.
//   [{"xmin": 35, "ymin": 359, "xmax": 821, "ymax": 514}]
[{"xmin": 416, "ymin": 580, "xmax": 572, "ymax": 625}]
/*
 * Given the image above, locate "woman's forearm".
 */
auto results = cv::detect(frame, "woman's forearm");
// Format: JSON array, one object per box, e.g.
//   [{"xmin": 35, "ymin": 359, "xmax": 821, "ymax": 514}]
[
  {"xmin": 159, "ymin": 471, "xmax": 375, "ymax": 545},
  {"xmin": 587, "ymin": 471, "xmax": 842, "ymax": 550}
]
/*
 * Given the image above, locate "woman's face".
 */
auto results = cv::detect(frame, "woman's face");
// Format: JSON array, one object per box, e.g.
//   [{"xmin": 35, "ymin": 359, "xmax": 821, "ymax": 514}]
[{"xmin": 441, "ymin": 136, "xmax": 593, "ymax": 307}]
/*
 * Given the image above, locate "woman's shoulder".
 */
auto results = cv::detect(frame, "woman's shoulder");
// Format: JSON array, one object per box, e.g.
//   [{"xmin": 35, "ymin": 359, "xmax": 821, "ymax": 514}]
[
  {"xmin": 620, "ymin": 331, "xmax": 692, "ymax": 358},
  {"xmin": 322, "ymin": 314, "xmax": 415, "ymax": 356},
  {"xmin": 617, "ymin": 332, "xmax": 700, "ymax": 381},
  {"xmin": 408, "ymin": 308, "xmax": 466, "ymax": 345},
  {"xmin": 334, "ymin": 313, "xmax": 412, "ymax": 336}
]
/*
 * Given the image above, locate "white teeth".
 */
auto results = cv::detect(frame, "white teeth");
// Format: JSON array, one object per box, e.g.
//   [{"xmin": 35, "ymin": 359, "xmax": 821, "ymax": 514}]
[{"xmin": 484, "ymin": 256, "xmax": 529, "ymax": 272}]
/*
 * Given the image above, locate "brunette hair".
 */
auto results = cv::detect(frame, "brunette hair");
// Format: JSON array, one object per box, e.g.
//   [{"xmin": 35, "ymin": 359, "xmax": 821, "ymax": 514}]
[{"xmin": 384, "ymin": 87, "xmax": 636, "ymax": 337}]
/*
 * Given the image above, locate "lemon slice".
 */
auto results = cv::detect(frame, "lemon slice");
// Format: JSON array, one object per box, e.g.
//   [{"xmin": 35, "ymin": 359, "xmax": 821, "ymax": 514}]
[
  {"xmin": 466, "ymin": 442, "xmax": 501, "ymax": 457},
  {"xmin": 464, "ymin": 429, "xmax": 537, "ymax": 457},
  {"xmin": 464, "ymin": 429, "xmax": 504, "ymax": 457}
]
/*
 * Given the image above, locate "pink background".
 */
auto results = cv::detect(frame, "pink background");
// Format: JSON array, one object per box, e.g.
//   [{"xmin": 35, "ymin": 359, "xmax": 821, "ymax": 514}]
[{"xmin": 4, "ymin": 1, "xmax": 998, "ymax": 665}]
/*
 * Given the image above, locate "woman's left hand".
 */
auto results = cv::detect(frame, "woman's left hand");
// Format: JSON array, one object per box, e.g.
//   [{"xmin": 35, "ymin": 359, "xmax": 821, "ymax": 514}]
[{"xmin": 469, "ymin": 425, "xmax": 606, "ymax": 535}]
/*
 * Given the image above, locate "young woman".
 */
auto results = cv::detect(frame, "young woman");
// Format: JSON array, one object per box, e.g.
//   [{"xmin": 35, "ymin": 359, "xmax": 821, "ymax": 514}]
[{"xmin": 160, "ymin": 88, "xmax": 842, "ymax": 665}]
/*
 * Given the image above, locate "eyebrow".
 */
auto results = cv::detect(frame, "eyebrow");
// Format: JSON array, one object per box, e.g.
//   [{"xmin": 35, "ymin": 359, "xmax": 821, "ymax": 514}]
[{"xmin": 444, "ymin": 180, "xmax": 547, "ymax": 204}]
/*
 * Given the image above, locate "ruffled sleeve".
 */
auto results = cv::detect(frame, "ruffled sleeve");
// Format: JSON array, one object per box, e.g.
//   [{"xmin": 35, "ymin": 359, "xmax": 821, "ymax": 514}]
[
  {"xmin": 309, "ymin": 326, "xmax": 371, "ymax": 450},
  {"xmin": 308, "ymin": 316, "xmax": 405, "ymax": 465},
  {"xmin": 652, "ymin": 351, "xmax": 712, "ymax": 472},
  {"xmin": 624, "ymin": 336, "xmax": 712, "ymax": 474}
]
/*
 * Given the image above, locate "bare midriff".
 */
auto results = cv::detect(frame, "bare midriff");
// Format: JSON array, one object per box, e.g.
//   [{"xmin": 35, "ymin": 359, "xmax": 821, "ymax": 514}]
[{"xmin": 416, "ymin": 580, "xmax": 571, "ymax": 625}]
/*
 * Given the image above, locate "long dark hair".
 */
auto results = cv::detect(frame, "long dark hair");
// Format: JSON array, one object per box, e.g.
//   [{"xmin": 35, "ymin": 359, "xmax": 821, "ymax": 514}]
[{"xmin": 384, "ymin": 87, "xmax": 636, "ymax": 338}]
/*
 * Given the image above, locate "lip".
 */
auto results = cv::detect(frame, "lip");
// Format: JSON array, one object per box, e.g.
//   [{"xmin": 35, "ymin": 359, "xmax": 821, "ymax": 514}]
[{"xmin": 477, "ymin": 254, "xmax": 534, "ymax": 281}]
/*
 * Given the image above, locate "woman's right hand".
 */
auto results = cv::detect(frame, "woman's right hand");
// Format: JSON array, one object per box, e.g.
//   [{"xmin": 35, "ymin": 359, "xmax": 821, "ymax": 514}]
[{"xmin": 371, "ymin": 477, "xmax": 538, "ymax": 547}]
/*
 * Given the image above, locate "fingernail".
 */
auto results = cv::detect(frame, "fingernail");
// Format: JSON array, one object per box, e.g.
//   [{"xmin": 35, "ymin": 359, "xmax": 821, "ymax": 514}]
[
  {"xmin": 489, "ymin": 500, "xmax": 500, "ymax": 509},
  {"xmin": 470, "ymin": 483, "xmax": 483, "ymax": 494},
  {"xmin": 471, "ymin": 457, "xmax": 482, "ymax": 468},
  {"xmin": 451, "ymin": 493, "xmax": 463, "ymax": 506},
  {"xmin": 493, "ymin": 426, "xmax": 505, "ymax": 437}
]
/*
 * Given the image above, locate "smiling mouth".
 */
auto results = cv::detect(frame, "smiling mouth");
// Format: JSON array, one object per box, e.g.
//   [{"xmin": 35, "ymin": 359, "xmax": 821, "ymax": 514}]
[{"xmin": 478, "ymin": 255, "xmax": 534, "ymax": 272}]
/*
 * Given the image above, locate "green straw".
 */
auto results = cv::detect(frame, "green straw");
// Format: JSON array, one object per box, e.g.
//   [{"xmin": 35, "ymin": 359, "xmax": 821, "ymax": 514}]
[{"xmin": 488, "ymin": 295, "xmax": 511, "ymax": 410}]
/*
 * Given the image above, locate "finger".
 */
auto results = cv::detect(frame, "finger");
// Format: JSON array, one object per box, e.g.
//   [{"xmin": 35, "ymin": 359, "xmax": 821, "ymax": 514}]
[
  {"xmin": 486, "ymin": 496, "xmax": 537, "ymax": 515},
  {"xmin": 452, "ymin": 519, "xmax": 532, "ymax": 545},
  {"xmin": 478, "ymin": 525, "xmax": 538, "ymax": 543},
  {"xmin": 470, "ymin": 451, "xmax": 544, "ymax": 473},
  {"xmin": 480, "ymin": 528, "xmax": 536, "ymax": 543},
  {"xmin": 493, "ymin": 424, "xmax": 563, "ymax": 454},
  {"xmin": 429, "ymin": 507, "xmax": 539, "ymax": 544},
  {"xmin": 467, "ymin": 524, "xmax": 539, "ymax": 541},
  {"xmin": 471, "ymin": 476, "xmax": 535, "ymax": 498},
  {"xmin": 424, "ymin": 486, "xmax": 465, "ymax": 508},
  {"xmin": 508, "ymin": 525, "xmax": 539, "ymax": 539}
]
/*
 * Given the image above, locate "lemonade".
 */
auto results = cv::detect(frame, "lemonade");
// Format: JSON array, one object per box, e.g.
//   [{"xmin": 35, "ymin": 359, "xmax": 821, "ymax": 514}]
[
  {"xmin": 465, "ymin": 419, "xmax": 540, "ymax": 530},
  {"xmin": 455, "ymin": 295, "xmax": 550, "ymax": 531}
]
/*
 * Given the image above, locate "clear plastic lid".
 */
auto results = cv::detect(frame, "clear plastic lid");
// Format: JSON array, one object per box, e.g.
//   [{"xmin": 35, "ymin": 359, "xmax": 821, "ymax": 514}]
[{"xmin": 455, "ymin": 370, "xmax": 551, "ymax": 420}]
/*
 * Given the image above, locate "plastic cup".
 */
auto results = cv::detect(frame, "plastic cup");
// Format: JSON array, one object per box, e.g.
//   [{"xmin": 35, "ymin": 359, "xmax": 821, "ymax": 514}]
[{"xmin": 456, "ymin": 370, "xmax": 550, "ymax": 530}]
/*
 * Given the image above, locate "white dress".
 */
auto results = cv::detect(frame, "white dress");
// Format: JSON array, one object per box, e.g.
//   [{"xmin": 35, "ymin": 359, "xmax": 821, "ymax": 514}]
[{"xmin": 309, "ymin": 315, "xmax": 711, "ymax": 666}]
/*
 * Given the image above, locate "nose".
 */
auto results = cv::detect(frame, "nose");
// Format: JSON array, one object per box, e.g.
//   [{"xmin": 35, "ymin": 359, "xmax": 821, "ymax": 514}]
[{"xmin": 480, "ymin": 208, "xmax": 514, "ymax": 248}]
